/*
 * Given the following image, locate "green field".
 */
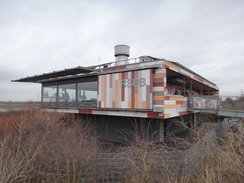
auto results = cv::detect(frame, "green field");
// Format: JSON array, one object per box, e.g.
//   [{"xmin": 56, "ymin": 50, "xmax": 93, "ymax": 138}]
[{"xmin": 0, "ymin": 102, "xmax": 39, "ymax": 109}]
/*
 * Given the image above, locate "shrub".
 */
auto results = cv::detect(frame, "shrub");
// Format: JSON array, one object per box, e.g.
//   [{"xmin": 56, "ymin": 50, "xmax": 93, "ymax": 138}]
[
  {"xmin": 0, "ymin": 110, "xmax": 98, "ymax": 183},
  {"xmin": 0, "ymin": 110, "xmax": 243, "ymax": 182}
]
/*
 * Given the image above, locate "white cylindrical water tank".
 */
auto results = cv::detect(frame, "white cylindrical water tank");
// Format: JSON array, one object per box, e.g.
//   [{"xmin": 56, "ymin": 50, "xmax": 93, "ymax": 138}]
[{"xmin": 114, "ymin": 45, "xmax": 130, "ymax": 66}]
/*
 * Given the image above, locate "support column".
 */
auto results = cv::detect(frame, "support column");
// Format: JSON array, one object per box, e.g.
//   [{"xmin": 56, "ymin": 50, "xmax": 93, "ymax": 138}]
[
  {"xmin": 56, "ymin": 85, "xmax": 59, "ymax": 102},
  {"xmin": 201, "ymin": 84, "xmax": 203, "ymax": 96},
  {"xmin": 200, "ymin": 84, "xmax": 203, "ymax": 108},
  {"xmin": 159, "ymin": 119, "xmax": 164, "ymax": 141},
  {"xmin": 193, "ymin": 113, "xmax": 197, "ymax": 127},
  {"xmin": 41, "ymin": 85, "xmax": 43, "ymax": 103},
  {"xmin": 190, "ymin": 80, "xmax": 192, "ymax": 97},
  {"xmin": 76, "ymin": 82, "xmax": 78, "ymax": 102}
]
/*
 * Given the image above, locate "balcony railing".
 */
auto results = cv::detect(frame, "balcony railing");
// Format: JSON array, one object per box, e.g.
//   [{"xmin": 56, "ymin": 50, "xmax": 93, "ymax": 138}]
[
  {"xmin": 188, "ymin": 96, "xmax": 219, "ymax": 109},
  {"xmin": 188, "ymin": 95, "xmax": 244, "ymax": 111},
  {"xmin": 92, "ymin": 56, "xmax": 158, "ymax": 69}
]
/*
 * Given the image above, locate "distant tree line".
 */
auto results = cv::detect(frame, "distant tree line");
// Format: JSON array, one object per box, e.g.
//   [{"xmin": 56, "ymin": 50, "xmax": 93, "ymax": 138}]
[{"xmin": 221, "ymin": 96, "xmax": 244, "ymax": 110}]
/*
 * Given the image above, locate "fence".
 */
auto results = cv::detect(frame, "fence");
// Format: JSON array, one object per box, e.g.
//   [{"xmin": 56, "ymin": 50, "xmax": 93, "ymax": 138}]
[
  {"xmin": 183, "ymin": 119, "xmax": 230, "ymax": 175},
  {"xmin": 93, "ymin": 119, "xmax": 233, "ymax": 182}
]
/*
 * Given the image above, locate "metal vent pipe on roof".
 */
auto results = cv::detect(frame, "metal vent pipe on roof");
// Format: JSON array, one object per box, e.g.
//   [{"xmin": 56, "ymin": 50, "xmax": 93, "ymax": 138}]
[{"xmin": 114, "ymin": 44, "xmax": 130, "ymax": 66}]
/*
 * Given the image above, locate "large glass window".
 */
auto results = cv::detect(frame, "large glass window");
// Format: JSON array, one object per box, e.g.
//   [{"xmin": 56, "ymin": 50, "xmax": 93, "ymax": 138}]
[
  {"xmin": 77, "ymin": 81, "xmax": 97, "ymax": 102},
  {"xmin": 42, "ymin": 86, "xmax": 57, "ymax": 102},
  {"xmin": 58, "ymin": 83, "xmax": 76, "ymax": 102}
]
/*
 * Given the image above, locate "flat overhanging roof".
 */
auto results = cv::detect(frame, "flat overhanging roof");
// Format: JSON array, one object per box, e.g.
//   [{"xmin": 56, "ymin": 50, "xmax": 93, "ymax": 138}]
[
  {"xmin": 170, "ymin": 61, "xmax": 217, "ymax": 87},
  {"xmin": 12, "ymin": 66, "xmax": 95, "ymax": 83},
  {"xmin": 12, "ymin": 57, "xmax": 218, "ymax": 89}
]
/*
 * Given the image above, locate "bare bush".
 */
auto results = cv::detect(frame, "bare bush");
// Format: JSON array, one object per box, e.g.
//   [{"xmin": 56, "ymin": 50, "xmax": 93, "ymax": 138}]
[
  {"xmin": 0, "ymin": 110, "xmax": 243, "ymax": 182},
  {"xmin": 0, "ymin": 110, "xmax": 98, "ymax": 183},
  {"xmin": 100, "ymin": 119, "xmax": 244, "ymax": 183},
  {"xmin": 194, "ymin": 123, "xmax": 244, "ymax": 183}
]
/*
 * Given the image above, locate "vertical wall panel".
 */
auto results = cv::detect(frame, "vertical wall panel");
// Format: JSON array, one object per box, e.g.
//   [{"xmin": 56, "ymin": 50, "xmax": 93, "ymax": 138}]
[
  {"xmin": 98, "ymin": 69, "xmax": 153, "ymax": 110},
  {"xmin": 152, "ymin": 68, "xmax": 165, "ymax": 108},
  {"xmin": 162, "ymin": 62, "xmax": 189, "ymax": 118}
]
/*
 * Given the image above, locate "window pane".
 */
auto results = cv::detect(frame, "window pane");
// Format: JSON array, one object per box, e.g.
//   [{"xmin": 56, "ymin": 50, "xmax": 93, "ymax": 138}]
[
  {"xmin": 58, "ymin": 84, "xmax": 76, "ymax": 102},
  {"xmin": 43, "ymin": 86, "xmax": 57, "ymax": 102},
  {"xmin": 77, "ymin": 81, "xmax": 97, "ymax": 102}
]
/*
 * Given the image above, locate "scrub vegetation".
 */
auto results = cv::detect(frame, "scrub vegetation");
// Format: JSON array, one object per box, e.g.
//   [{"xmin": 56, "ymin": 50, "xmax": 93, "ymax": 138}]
[
  {"xmin": 0, "ymin": 110, "xmax": 98, "ymax": 183},
  {"xmin": 221, "ymin": 96, "xmax": 244, "ymax": 110},
  {"xmin": 0, "ymin": 110, "xmax": 243, "ymax": 183}
]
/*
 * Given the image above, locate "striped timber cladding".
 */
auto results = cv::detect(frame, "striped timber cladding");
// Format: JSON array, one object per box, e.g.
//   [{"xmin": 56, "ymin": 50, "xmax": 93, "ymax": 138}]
[
  {"xmin": 163, "ymin": 96, "xmax": 188, "ymax": 118},
  {"xmin": 162, "ymin": 61, "xmax": 189, "ymax": 118},
  {"xmin": 98, "ymin": 69, "xmax": 153, "ymax": 110},
  {"xmin": 153, "ymin": 67, "xmax": 166, "ymax": 107},
  {"xmin": 96, "ymin": 59, "xmax": 217, "ymax": 119},
  {"xmin": 152, "ymin": 64, "xmax": 188, "ymax": 118}
]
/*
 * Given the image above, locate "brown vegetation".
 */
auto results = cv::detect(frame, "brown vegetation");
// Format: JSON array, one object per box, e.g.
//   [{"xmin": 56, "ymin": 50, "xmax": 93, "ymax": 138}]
[
  {"xmin": 0, "ymin": 110, "xmax": 243, "ymax": 182},
  {"xmin": 221, "ymin": 96, "xmax": 244, "ymax": 110},
  {"xmin": 0, "ymin": 110, "xmax": 98, "ymax": 183}
]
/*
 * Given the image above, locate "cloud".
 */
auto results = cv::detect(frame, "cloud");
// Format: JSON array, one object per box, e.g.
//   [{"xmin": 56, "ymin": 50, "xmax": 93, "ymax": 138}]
[{"xmin": 0, "ymin": 0, "xmax": 244, "ymax": 101}]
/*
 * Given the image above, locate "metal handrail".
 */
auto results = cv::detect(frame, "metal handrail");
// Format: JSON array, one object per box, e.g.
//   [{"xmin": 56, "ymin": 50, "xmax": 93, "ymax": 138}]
[
  {"xmin": 92, "ymin": 56, "xmax": 159, "ymax": 69},
  {"xmin": 187, "ymin": 95, "xmax": 244, "ymax": 111}
]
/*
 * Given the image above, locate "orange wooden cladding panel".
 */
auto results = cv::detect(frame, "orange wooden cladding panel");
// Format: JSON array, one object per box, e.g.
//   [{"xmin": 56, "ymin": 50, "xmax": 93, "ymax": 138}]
[
  {"xmin": 153, "ymin": 73, "xmax": 165, "ymax": 78},
  {"xmin": 164, "ymin": 104, "xmax": 182, "ymax": 109}
]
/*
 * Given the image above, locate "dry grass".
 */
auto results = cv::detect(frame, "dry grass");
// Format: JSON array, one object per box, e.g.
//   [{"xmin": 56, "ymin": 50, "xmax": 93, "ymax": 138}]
[
  {"xmin": 112, "ymin": 119, "xmax": 244, "ymax": 183},
  {"xmin": 193, "ymin": 124, "xmax": 244, "ymax": 183},
  {"xmin": 0, "ymin": 110, "xmax": 243, "ymax": 183},
  {"xmin": 0, "ymin": 110, "xmax": 98, "ymax": 183}
]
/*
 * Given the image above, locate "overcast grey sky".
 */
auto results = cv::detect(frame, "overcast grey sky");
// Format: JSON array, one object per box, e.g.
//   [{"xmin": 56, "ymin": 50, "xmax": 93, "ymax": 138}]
[{"xmin": 0, "ymin": 0, "xmax": 244, "ymax": 101}]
